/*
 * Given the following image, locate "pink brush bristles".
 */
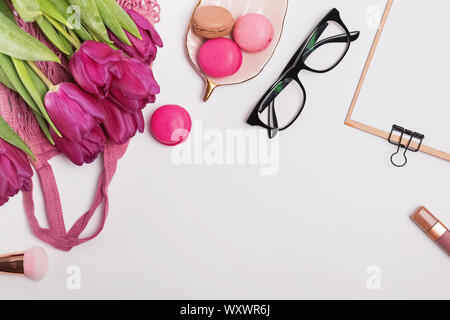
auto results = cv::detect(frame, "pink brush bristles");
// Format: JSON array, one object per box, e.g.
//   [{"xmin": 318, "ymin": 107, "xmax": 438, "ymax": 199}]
[{"xmin": 23, "ymin": 247, "xmax": 49, "ymax": 281}]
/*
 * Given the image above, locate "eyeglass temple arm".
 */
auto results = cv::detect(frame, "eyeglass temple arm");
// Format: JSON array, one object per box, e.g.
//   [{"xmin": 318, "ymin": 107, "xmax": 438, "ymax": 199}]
[{"xmin": 303, "ymin": 31, "xmax": 360, "ymax": 60}]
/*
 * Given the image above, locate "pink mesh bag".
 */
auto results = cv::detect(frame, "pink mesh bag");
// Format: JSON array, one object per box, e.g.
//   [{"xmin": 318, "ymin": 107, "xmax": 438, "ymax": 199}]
[{"xmin": 0, "ymin": 0, "xmax": 161, "ymax": 252}]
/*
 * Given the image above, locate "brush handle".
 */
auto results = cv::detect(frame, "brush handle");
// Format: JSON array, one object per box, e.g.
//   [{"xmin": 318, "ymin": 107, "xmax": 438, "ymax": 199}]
[{"xmin": 0, "ymin": 253, "xmax": 24, "ymax": 275}]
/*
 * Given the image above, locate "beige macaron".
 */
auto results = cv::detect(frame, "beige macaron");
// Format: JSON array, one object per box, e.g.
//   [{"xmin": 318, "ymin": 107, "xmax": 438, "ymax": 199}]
[{"xmin": 192, "ymin": 6, "xmax": 234, "ymax": 39}]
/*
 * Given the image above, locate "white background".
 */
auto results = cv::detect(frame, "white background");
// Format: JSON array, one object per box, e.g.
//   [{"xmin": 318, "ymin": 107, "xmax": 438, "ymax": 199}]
[{"xmin": 0, "ymin": 0, "xmax": 449, "ymax": 299}]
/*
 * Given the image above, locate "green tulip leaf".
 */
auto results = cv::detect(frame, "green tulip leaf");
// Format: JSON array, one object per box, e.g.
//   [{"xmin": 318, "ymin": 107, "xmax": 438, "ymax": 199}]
[
  {"xmin": 96, "ymin": 0, "xmax": 131, "ymax": 45},
  {"xmin": 10, "ymin": 58, "xmax": 42, "ymax": 114},
  {"xmin": 10, "ymin": 0, "xmax": 41, "ymax": 22},
  {"xmin": 0, "ymin": 3, "xmax": 56, "ymax": 146},
  {"xmin": 36, "ymin": 16, "xmax": 72, "ymax": 55},
  {"xmin": 0, "ymin": 53, "xmax": 41, "ymax": 115},
  {"xmin": 0, "ymin": 65, "xmax": 16, "ymax": 91},
  {"xmin": 0, "ymin": 115, "xmax": 35, "ymax": 160},
  {"xmin": 58, "ymin": 28, "xmax": 74, "ymax": 56},
  {"xmin": 32, "ymin": 109, "xmax": 55, "ymax": 145},
  {"xmin": 0, "ymin": 0, "xmax": 16, "ymax": 22},
  {"xmin": 104, "ymin": 0, "xmax": 141, "ymax": 39},
  {"xmin": 47, "ymin": 0, "xmax": 77, "ymax": 30},
  {"xmin": 44, "ymin": 14, "xmax": 81, "ymax": 50},
  {"xmin": 37, "ymin": 0, "xmax": 69, "ymax": 27},
  {"xmin": 11, "ymin": 58, "xmax": 61, "ymax": 137},
  {"xmin": 67, "ymin": 0, "xmax": 111, "ymax": 43},
  {"xmin": 24, "ymin": 62, "xmax": 55, "ymax": 144},
  {"xmin": 0, "ymin": 62, "xmax": 54, "ymax": 145},
  {"xmin": 24, "ymin": 62, "xmax": 48, "ymax": 101},
  {"xmin": 12, "ymin": 0, "xmax": 78, "ymax": 52},
  {"xmin": 0, "ymin": 11, "xmax": 60, "ymax": 62},
  {"xmin": 25, "ymin": 64, "xmax": 56, "ymax": 145},
  {"xmin": 56, "ymin": 0, "xmax": 93, "ymax": 41},
  {"xmin": 73, "ymin": 23, "xmax": 93, "ymax": 42},
  {"xmin": 46, "ymin": 0, "xmax": 69, "ymax": 17},
  {"xmin": 12, "ymin": 0, "xmax": 70, "ymax": 27}
]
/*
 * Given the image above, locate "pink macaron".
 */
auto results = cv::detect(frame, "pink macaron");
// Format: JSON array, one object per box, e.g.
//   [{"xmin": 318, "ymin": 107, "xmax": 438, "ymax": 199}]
[
  {"xmin": 233, "ymin": 13, "xmax": 274, "ymax": 53},
  {"xmin": 198, "ymin": 38, "xmax": 243, "ymax": 78},
  {"xmin": 150, "ymin": 105, "xmax": 191, "ymax": 146}
]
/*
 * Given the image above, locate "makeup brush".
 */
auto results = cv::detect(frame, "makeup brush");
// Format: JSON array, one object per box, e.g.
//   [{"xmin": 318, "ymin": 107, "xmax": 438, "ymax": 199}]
[{"xmin": 0, "ymin": 247, "xmax": 49, "ymax": 281}]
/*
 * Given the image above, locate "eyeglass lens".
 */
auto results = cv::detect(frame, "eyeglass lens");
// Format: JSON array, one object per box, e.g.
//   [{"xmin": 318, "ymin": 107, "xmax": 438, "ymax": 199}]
[
  {"xmin": 258, "ymin": 78, "xmax": 305, "ymax": 129},
  {"xmin": 303, "ymin": 21, "xmax": 350, "ymax": 71}
]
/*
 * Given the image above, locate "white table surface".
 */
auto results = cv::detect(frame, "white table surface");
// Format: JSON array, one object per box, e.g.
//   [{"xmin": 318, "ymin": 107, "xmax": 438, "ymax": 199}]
[{"xmin": 0, "ymin": 0, "xmax": 449, "ymax": 299}]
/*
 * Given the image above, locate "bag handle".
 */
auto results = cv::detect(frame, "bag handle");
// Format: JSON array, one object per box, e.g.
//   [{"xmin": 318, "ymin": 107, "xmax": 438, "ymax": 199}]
[{"xmin": 22, "ymin": 143, "xmax": 128, "ymax": 251}]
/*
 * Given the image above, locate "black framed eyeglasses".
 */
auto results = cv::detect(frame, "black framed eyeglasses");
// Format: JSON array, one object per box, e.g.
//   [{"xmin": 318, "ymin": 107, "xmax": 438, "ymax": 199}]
[{"xmin": 247, "ymin": 8, "xmax": 360, "ymax": 138}]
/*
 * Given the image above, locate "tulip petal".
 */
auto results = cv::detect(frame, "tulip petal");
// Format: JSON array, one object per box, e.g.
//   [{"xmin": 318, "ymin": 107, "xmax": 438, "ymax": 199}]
[
  {"xmin": 133, "ymin": 110, "xmax": 145, "ymax": 133},
  {"xmin": 126, "ymin": 10, "xmax": 163, "ymax": 48},
  {"xmin": 51, "ymin": 125, "xmax": 105, "ymax": 166},
  {"xmin": 108, "ymin": 30, "xmax": 141, "ymax": 61},
  {"xmin": 45, "ymin": 83, "xmax": 104, "ymax": 143},
  {"xmin": 108, "ymin": 88, "xmax": 144, "ymax": 113},
  {"xmin": 45, "ymin": 89, "xmax": 83, "ymax": 141},
  {"xmin": 109, "ymin": 10, "xmax": 163, "ymax": 65},
  {"xmin": 79, "ymin": 126, "xmax": 105, "ymax": 164},
  {"xmin": 0, "ymin": 138, "xmax": 33, "ymax": 206},
  {"xmin": 70, "ymin": 52, "xmax": 102, "ymax": 97},
  {"xmin": 79, "ymin": 41, "xmax": 122, "ymax": 64},
  {"xmin": 61, "ymin": 83, "xmax": 105, "ymax": 120},
  {"xmin": 111, "ymin": 58, "xmax": 160, "ymax": 99},
  {"xmin": 51, "ymin": 129, "xmax": 84, "ymax": 166},
  {"xmin": 101, "ymin": 99, "xmax": 143, "ymax": 145}
]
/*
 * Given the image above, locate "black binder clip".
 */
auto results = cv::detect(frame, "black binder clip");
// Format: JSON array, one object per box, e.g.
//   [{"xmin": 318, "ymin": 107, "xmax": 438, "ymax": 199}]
[{"xmin": 388, "ymin": 125, "xmax": 425, "ymax": 168}]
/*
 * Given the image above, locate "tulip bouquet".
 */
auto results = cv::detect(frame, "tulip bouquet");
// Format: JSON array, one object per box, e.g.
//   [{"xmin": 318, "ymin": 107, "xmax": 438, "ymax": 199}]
[{"xmin": 0, "ymin": 0, "xmax": 162, "ymax": 206}]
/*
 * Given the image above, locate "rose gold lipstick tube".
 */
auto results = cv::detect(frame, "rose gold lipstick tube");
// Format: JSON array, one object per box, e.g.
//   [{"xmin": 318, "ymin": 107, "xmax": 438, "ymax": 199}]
[
  {"xmin": 411, "ymin": 207, "xmax": 450, "ymax": 256},
  {"xmin": 0, "ymin": 253, "xmax": 25, "ymax": 275}
]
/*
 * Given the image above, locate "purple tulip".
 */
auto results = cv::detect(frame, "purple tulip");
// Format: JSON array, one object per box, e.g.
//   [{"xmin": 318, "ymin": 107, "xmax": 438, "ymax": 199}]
[
  {"xmin": 70, "ymin": 41, "xmax": 160, "ymax": 113},
  {"xmin": 45, "ymin": 82, "xmax": 106, "ymax": 166},
  {"xmin": 108, "ymin": 56, "xmax": 160, "ymax": 113},
  {"xmin": 50, "ymin": 126, "xmax": 106, "ymax": 166},
  {"xmin": 69, "ymin": 41, "xmax": 122, "ymax": 99},
  {"xmin": 108, "ymin": 9, "xmax": 163, "ymax": 65},
  {"xmin": 0, "ymin": 139, "xmax": 33, "ymax": 206},
  {"xmin": 101, "ymin": 98, "xmax": 145, "ymax": 145}
]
